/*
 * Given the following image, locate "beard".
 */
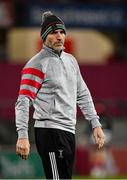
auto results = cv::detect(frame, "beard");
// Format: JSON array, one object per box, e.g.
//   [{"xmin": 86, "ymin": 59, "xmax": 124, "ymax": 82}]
[
  {"xmin": 45, "ymin": 40, "xmax": 65, "ymax": 55},
  {"xmin": 51, "ymin": 42, "xmax": 65, "ymax": 55}
]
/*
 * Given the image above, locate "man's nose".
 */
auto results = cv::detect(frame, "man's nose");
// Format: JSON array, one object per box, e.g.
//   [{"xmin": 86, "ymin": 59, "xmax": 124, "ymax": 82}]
[{"xmin": 56, "ymin": 32, "xmax": 62, "ymax": 38}]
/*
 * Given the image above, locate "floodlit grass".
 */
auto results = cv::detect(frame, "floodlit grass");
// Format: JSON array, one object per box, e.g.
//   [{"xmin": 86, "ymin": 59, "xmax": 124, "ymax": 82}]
[{"xmin": 73, "ymin": 175, "xmax": 127, "ymax": 179}]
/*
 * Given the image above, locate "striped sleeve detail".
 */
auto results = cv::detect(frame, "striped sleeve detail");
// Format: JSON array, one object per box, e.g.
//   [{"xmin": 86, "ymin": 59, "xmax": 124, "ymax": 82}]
[
  {"xmin": 22, "ymin": 68, "xmax": 45, "ymax": 79},
  {"xmin": 20, "ymin": 79, "xmax": 42, "ymax": 89},
  {"xmin": 19, "ymin": 67, "xmax": 45, "ymax": 99},
  {"xmin": 19, "ymin": 89, "xmax": 36, "ymax": 99}
]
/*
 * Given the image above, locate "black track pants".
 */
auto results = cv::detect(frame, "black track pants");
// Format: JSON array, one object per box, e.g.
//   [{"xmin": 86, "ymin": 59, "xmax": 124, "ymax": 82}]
[{"xmin": 35, "ymin": 128, "xmax": 75, "ymax": 179}]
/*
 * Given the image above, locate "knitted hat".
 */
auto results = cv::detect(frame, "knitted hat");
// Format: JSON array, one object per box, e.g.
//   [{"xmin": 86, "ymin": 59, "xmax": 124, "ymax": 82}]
[{"xmin": 40, "ymin": 11, "xmax": 66, "ymax": 41}]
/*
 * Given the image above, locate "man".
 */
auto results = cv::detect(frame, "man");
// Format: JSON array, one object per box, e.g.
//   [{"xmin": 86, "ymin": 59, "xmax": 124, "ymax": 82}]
[{"xmin": 15, "ymin": 11, "xmax": 105, "ymax": 179}]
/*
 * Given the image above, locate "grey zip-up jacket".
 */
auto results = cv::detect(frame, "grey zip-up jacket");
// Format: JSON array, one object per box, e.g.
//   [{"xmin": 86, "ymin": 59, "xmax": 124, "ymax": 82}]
[{"xmin": 15, "ymin": 45, "xmax": 101, "ymax": 138}]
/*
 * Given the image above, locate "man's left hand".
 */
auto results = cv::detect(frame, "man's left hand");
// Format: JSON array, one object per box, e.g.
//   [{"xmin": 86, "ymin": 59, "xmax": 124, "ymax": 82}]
[{"xmin": 93, "ymin": 127, "xmax": 105, "ymax": 148}]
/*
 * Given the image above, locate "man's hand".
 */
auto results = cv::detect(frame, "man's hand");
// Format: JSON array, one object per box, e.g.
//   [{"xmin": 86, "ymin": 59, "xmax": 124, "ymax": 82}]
[
  {"xmin": 16, "ymin": 138, "xmax": 30, "ymax": 160},
  {"xmin": 93, "ymin": 127, "xmax": 105, "ymax": 148}
]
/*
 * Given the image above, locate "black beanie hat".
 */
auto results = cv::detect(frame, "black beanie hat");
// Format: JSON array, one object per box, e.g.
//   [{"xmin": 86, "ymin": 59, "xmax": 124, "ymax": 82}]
[{"xmin": 40, "ymin": 11, "xmax": 66, "ymax": 41}]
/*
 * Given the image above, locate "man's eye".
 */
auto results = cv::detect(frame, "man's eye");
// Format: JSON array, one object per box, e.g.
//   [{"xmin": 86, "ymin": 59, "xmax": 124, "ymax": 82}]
[
  {"xmin": 60, "ymin": 30, "xmax": 64, "ymax": 34},
  {"xmin": 51, "ymin": 31, "xmax": 57, "ymax": 34}
]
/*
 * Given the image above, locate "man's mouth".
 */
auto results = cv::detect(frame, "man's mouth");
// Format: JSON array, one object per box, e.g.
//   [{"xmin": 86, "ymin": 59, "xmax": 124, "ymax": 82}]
[{"xmin": 55, "ymin": 42, "xmax": 63, "ymax": 46}]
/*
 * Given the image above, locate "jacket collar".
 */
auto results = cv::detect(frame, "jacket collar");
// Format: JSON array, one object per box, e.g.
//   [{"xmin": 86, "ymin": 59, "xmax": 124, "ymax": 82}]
[{"xmin": 43, "ymin": 45, "xmax": 63, "ymax": 57}]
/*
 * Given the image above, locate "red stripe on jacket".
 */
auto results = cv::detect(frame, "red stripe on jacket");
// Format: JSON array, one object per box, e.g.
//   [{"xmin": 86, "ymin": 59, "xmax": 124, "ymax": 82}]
[
  {"xmin": 20, "ymin": 79, "xmax": 41, "ymax": 89},
  {"xmin": 22, "ymin": 68, "xmax": 45, "ymax": 79},
  {"xmin": 19, "ymin": 89, "xmax": 36, "ymax": 99}
]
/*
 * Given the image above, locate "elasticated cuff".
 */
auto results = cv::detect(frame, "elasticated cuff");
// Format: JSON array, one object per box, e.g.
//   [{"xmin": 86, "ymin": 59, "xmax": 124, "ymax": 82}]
[
  {"xmin": 91, "ymin": 119, "xmax": 102, "ymax": 129},
  {"xmin": 18, "ymin": 129, "xmax": 28, "ymax": 139}
]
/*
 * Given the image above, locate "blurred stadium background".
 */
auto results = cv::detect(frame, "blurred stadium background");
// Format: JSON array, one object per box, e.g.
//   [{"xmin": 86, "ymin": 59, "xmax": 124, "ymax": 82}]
[{"xmin": 0, "ymin": 0, "xmax": 127, "ymax": 179}]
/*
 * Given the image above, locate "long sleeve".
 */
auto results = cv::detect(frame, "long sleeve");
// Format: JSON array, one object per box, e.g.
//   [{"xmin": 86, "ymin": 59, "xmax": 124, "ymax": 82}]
[
  {"xmin": 15, "ymin": 96, "xmax": 31, "ymax": 138},
  {"xmin": 15, "ymin": 66, "xmax": 45, "ymax": 139},
  {"xmin": 77, "ymin": 68, "xmax": 101, "ymax": 128}
]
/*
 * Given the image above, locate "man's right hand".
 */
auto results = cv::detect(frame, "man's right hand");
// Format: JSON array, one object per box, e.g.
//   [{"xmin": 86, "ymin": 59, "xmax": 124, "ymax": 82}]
[{"xmin": 16, "ymin": 138, "xmax": 30, "ymax": 160}]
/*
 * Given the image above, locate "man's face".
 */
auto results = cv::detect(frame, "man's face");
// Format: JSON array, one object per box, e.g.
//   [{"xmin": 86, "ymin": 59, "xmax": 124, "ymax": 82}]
[{"xmin": 44, "ymin": 29, "xmax": 66, "ymax": 52}]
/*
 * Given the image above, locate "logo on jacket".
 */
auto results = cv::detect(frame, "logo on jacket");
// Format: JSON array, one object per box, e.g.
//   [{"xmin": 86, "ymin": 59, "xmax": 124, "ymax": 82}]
[{"xmin": 58, "ymin": 149, "xmax": 64, "ymax": 158}]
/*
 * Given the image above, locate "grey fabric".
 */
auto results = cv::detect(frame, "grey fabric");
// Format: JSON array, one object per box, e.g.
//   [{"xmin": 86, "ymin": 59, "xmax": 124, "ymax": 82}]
[{"xmin": 15, "ymin": 45, "xmax": 101, "ymax": 139}]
